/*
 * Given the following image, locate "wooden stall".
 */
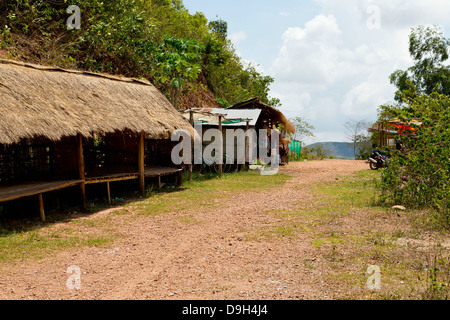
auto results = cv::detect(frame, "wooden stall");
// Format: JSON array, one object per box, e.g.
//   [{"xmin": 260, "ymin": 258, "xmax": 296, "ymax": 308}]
[
  {"xmin": 0, "ymin": 59, "xmax": 193, "ymax": 221},
  {"xmin": 181, "ymin": 98, "xmax": 296, "ymax": 169}
]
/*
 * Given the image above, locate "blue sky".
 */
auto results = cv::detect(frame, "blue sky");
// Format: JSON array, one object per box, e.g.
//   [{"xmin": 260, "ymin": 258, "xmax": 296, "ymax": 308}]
[{"xmin": 183, "ymin": 0, "xmax": 450, "ymax": 144}]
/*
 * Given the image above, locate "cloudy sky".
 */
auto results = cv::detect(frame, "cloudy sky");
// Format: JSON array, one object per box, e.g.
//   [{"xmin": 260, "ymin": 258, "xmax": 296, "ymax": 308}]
[{"xmin": 183, "ymin": 0, "xmax": 450, "ymax": 144}]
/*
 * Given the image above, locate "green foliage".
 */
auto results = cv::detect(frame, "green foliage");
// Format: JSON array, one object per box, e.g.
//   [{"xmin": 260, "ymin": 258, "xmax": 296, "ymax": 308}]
[
  {"xmin": 208, "ymin": 18, "xmax": 228, "ymax": 40},
  {"xmin": 297, "ymin": 145, "xmax": 331, "ymax": 161},
  {"xmin": 290, "ymin": 117, "xmax": 315, "ymax": 142},
  {"xmin": 1, "ymin": 0, "xmax": 279, "ymax": 108},
  {"xmin": 152, "ymin": 36, "xmax": 204, "ymax": 108},
  {"xmin": 390, "ymin": 25, "xmax": 450, "ymax": 102},
  {"xmin": 378, "ymin": 25, "xmax": 450, "ymax": 229},
  {"xmin": 355, "ymin": 133, "xmax": 376, "ymax": 160},
  {"xmin": 378, "ymin": 92, "xmax": 450, "ymax": 228}
]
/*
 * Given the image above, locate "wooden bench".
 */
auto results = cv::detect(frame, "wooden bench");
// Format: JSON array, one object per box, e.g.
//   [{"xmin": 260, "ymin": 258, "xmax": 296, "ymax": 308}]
[
  {"xmin": 84, "ymin": 166, "xmax": 183, "ymax": 205},
  {"xmin": 0, "ymin": 167, "xmax": 183, "ymax": 221},
  {"xmin": 0, "ymin": 179, "xmax": 84, "ymax": 222}
]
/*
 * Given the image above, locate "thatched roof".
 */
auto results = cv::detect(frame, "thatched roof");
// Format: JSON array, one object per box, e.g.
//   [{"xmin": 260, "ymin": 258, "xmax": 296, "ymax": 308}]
[
  {"xmin": 228, "ymin": 98, "xmax": 296, "ymax": 135},
  {"xmin": 0, "ymin": 59, "xmax": 193, "ymax": 145}
]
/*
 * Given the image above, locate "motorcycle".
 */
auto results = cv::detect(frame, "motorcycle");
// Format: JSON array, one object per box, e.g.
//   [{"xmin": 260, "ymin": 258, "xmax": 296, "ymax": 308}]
[{"xmin": 369, "ymin": 149, "xmax": 389, "ymax": 170}]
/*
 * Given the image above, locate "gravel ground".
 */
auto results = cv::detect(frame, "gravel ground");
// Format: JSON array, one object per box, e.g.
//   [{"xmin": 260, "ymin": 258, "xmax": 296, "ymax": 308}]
[{"xmin": 0, "ymin": 160, "xmax": 369, "ymax": 300}]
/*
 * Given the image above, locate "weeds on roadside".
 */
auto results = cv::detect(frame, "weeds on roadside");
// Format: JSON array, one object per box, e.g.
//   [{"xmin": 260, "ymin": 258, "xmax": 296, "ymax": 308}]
[{"xmin": 423, "ymin": 248, "xmax": 450, "ymax": 300}]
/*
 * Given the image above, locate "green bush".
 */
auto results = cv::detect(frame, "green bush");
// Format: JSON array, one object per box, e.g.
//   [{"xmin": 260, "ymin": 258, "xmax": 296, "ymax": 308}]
[{"xmin": 378, "ymin": 93, "xmax": 450, "ymax": 228}]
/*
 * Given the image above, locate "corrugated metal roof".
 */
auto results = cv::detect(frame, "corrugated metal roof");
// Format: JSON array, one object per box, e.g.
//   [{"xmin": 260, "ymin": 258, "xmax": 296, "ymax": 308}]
[{"xmin": 182, "ymin": 108, "xmax": 262, "ymax": 127}]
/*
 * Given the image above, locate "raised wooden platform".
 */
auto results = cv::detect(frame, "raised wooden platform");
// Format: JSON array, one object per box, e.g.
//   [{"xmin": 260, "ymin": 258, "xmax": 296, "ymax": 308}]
[
  {"xmin": 0, "ymin": 180, "xmax": 83, "ymax": 203},
  {"xmin": 85, "ymin": 166, "xmax": 182, "ymax": 183},
  {"xmin": 0, "ymin": 167, "xmax": 183, "ymax": 221},
  {"xmin": 144, "ymin": 166, "xmax": 183, "ymax": 178},
  {"xmin": 85, "ymin": 172, "xmax": 139, "ymax": 185},
  {"xmin": 0, "ymin": 179, "xmax": 84, "ymax": 222},
  {"xmin": 83, "ymin": 166, "xmax": 183, "ymax": 204}
]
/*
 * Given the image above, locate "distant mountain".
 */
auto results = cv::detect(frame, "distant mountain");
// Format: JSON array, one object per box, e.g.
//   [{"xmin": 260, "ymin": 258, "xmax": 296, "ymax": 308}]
[{"xmin": 306, "ymin": 142, "xmax": 355, "ymax": 160}]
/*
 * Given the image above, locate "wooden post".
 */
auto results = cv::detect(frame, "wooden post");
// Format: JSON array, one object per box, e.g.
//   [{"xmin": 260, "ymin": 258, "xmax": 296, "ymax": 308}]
[
  {"xmin": 179, "ymin": 135, "xmax": 184, "ymax": 187},
  {"xmin": 244, "ymin": 120, "xmax": 250, "ymax": 171},
  {"xmin": 38, "ymin": 193, "xmax": 45, "ymax": 222},
  {"xmin": 106, "ymin": 181, "xmax": 111, "ymax": 205},
  {"xmin": 138, "ymin": 131, "xmax": 145, "ymax": 195},
  {"xmin": 218, "ymin": 115, "xmax": 223, "ymax": 178},
  {"xmin": 77, "ymin": 134, "xmax": 86, "ymax": 212},
  {"xmin": 188, "ymin": 110, "xmax": 194, "ymax": 182},
  {"xmin": 157, "ymin": 176, "xmax": 162, "ymax": 189}
]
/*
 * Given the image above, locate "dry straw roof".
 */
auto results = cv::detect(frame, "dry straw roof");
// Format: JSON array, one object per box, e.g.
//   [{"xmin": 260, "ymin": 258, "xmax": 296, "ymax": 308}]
[
  {"xmin": 0, "ymin": 59, "xmax": 193, "ymax": 145},
  {"xmin": 229, "ymin": 97, "xmax": 296, "ymax": 135}
]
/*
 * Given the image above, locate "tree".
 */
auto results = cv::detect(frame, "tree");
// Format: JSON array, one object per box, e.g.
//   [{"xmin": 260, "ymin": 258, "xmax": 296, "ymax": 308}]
[
  {"xmin": 354, "ymin": 133, "xmax": 374, "ymax": 160},
  {"xmin": 152, "ymin": 36, "xmax": 204, "ymax": 109},
  {"xmin": 390, "ymin": 25, "xmax": 450, "ymax": 102},
  {"xmin": 290, "ymin": 117, "xmax": 315, "ymax": 143},
  {"xmin": 345, "ymin": 120, "xmax": 370, "ymax": 159},
  {"xmin": 209, "ymin": 18, "xmax": 228, "ymax": 40},
  {"xmin": 376, "ymin": 25, "xmax": 450, "ymax": 228}
]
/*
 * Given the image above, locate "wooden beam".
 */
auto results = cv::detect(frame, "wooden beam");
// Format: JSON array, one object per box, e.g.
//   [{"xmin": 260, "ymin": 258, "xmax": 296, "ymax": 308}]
[
  {"xmin": 138, "ymin": 131, "xmax": 145, "ymax": 195},
  {"xmin": 38, "ymin": 193, "xmax": 45, "ymax": 222},
  {"xmin": 77, "ymin": 134, "xmax": 86, "ymax": 212}
]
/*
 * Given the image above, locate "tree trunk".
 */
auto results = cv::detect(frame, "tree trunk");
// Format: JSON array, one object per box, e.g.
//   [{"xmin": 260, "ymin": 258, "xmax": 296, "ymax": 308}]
[{"xmin": 171, "ymin": 87, "xmax": 181, "ymax": 110}]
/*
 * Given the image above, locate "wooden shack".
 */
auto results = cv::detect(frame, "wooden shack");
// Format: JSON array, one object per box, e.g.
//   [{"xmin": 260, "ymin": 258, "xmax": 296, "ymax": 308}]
[
  {"xmin": 0, "ymin": 59, "xmax": 193, "ymax": 221},
  {"xmin": 181, "ymin": 99, "xmax": 295, "ymax": 168}
]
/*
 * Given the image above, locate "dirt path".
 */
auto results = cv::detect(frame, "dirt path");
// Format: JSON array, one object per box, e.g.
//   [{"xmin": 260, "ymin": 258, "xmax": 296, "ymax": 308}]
[{"xmin": 0, "ymin": 160, "xmax": 368, "ymax": 300}]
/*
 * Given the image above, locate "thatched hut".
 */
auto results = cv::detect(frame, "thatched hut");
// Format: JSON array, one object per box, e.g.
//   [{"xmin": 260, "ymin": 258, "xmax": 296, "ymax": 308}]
[
  {"xmin": 0, "ymin": 59, "xmax": 193, "ymax": 220},
  {"xmin": 181, "ymin": 100, "xmax": 295, "ymax": 168},
  {"xmin": 228, "ymin": 97, "xmax": 296, "ymax": 135}
]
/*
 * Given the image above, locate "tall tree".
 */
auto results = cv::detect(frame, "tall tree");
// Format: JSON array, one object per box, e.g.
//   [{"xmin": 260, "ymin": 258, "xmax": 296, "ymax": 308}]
[
  {"xmin": 345, "ymin": 120, "xmax": 370, "ymax": 159},
  {"xmin": 290, "ymin": 117, "xmax": 315, "ymax": 143},
  {"xmin": 390, "ymin": 25, "xmax": 450, "ymax": 102}
]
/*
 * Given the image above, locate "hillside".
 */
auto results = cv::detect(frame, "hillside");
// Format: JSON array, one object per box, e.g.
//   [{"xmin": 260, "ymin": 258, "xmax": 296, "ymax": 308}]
[
  {"xmin": 306, "ymin": 142, "xmax": 355, "ymax": 160},
  {"xmin": 0, "ymin": 0, "xmax": 278, "ymax": 110}
]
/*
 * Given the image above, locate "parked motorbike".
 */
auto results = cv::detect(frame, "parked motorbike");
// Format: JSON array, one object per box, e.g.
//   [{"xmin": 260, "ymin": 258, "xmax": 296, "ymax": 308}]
[{"xmin": 369, "ymin": 149, "xmax": 389, "ymax": 170}]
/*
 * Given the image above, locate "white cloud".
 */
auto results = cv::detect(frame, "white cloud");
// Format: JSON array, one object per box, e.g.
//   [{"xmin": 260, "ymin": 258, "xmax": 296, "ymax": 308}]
[
  {"xmin": 229, "ymin": 31, "xmax": 247, "ymax": 46},
  {"xmin": 271, "ymin": 15, "xmax": 343, "ymax": 88},
  {"xmin": 268, "ymin": 0, "xmax": 450, "ymax": 142}
]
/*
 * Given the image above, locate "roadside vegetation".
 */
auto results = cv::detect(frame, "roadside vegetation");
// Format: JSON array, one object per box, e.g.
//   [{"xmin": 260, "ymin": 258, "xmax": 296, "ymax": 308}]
[
  {"xmin": 247, "ymin": 169, "xmax": 450, "ymax": 300},
  {"xmin": 376, "ymin": 25, "xmax": 450, "ymax": 230},
  {"xmin": 0, "ymin": 0, "xmax": 279, "ymax": 109}
]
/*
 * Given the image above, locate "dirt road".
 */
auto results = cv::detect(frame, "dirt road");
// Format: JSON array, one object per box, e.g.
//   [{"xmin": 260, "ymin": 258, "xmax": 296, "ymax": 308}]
[{"xmin": 0, "ymin": 160, "xmax": 369, "ymax": 300}]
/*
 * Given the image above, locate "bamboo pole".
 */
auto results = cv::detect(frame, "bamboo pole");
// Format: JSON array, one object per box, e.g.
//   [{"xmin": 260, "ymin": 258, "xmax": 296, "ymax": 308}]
[
  {"xmin": 138, "ymin": 131, "xmax": 145, "ymax": 195},
  {"xmin": 106, "ymin": 181, "xmax": 111, "ymax": 205},
  {"xmin": 218, "ymin": 115, "xmax": 223, "ymax": 178},
  {"xmin": 188, "ymin": 110, "xmax": 194, "ymax": 182},
  {"xmin": 38, "ymin": 193, "xmax": 45, "ymax": 222},
  {"xmin": 157, "ymin": 176, "xmax": 162, "ymax": 189},
  {"xmin": 244, "ymin": 120, "xmax": 250, "ymax": 171},
  {"xmin": 77, "ymin": 134, "xmax": 86, "ymax": 212}
]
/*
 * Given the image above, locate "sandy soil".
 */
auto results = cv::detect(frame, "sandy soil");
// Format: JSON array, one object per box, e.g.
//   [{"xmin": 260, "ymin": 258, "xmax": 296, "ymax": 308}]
[{"xmin": 0, "ymin": 160, "xmax": 370, "ymax": 300}]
